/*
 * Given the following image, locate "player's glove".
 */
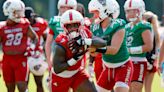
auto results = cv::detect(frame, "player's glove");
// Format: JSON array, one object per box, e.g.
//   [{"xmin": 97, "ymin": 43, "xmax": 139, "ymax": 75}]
[{"xmin": 67, "ymin": 36, "xmax": 86, "ymax": 66}]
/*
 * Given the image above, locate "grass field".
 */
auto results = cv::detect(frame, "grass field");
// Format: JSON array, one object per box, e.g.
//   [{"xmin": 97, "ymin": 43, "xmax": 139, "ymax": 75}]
[
  {"xmin": 0, "ymin": 52, "xmax": 164, "ymax": 92},
  {"xmin": 0, "ymin": 71, "xmax": 164, "ymax": 92}
]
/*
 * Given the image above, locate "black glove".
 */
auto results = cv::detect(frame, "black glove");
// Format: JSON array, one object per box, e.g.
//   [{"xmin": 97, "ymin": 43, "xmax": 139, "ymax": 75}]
[{"xmin": 67, "ymin": 36, "xmax": 86, "ymax": 60}]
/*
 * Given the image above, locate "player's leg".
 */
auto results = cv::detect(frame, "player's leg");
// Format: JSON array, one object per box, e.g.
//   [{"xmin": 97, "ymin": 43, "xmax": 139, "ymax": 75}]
[
  {"xmin": 76, "ymin": 79, "xmax": 97, "ymax": 92},
  {"xmin": 144, "ymin": 72, "xmax": 154, "ymax": 92},
  {"xmin": 129, "ymin": 62, "xmax": 147, "ymax": 92},
  {"xmin": 114, "ymin": 61, "xmax": 133, "ymax": 92},
  {"xmin": 144, "ymin": 60, "xmax": 157, "ymax": 92},
  {"xmin": 15, "ymin": 55, "xmax": 29, "ymax": 92},
  {"xmin": 5, "ymin": 83, "xmax": 16, "ymax": 92},
  {"xmin": 72, "ymin": 69, "xmax": 97, "ymax": 92},
  {"xmin": 34, "ymin": 75, "xmax": 44, "ymax": 92},
  {"xmin": 2, "ymin": 55, "xmax": 16, "ymax": 92},
  {"xmin": 17, "ymin": 82, "xmax": 28, "ymax": 92}
]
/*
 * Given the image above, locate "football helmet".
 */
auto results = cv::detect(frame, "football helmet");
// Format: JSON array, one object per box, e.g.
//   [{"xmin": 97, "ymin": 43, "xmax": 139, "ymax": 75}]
[
  {"xmin": 60, "ymin": 9, "xmax": 84, "ymax": 39},
  {"xmin": 88, "ymin": 0, "xmax": 120, "ymax": 24},
  {"xmin": 58, "ymin": 0, "xmax": 77, "ymax": 9},
  {"xmin": 3, "ymin": 0, "xmax": 25, "ymax": 23},
  {"xmin": 124, "ymin": 0, "xmax": 145, "ymax": 22},
  {"xmin": 28, "ymin": 55, "xmax": 48, "ymax": 76}
]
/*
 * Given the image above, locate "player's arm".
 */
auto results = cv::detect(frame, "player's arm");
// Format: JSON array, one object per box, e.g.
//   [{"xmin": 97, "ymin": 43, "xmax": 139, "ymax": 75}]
[
  {"xmin": 141, "ymin": 29, "xmax": 153, "ymax": 52},
  {"xmin": 53, "ymin": 44, "xmax": 69, "ymax": 74},
  {"xmin": 78, "ymin": 36, "xmax": 107, "ymax": 48},
  {"xmin": 129, "ymin": 29, "xmax": 153, "ymax": 54},
  {"xmin": 104, "ymin": 29, "xmax": 125, "ymax": 55},
  {"xmin": 159, "ymin": 40, "xmax": 164, "ymax": 69},
  {"xmin": 27, "ymin": 25, "xmax": 38, "ymax": 44},
  {"xmin": 45, "ymin": 33, "xmax": 53, "ymax": 68},
  {"xmin": 89, "ymin": 29, "xmax": 126, "ymax": 55}
]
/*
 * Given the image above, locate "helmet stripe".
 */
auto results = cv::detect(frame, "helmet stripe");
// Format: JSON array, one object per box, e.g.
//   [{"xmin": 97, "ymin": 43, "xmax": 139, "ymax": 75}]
[
  {"xmin": 129, "ymin": 0, "xmax": 132, "ymax": 7},
  {"xmin": 69, "ymin": 12, "xmax": 73, "ymax": 21},
  {"xmin": 65, "ymin": 0, "xmax": 68, "ymax": 4}
]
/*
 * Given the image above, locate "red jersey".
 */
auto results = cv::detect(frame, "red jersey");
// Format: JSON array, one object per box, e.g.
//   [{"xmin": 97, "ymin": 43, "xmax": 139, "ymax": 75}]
[
  {"xmin": 31, "ymin": 17, "xmax": 48, "ymax": 48},
  {"xmin": 55, "ymin": 26, "xmax": 92, "ymax": 70},
  {"xmin": 0, "ymin": 18, "xmax": 30, "ymax": 54}
]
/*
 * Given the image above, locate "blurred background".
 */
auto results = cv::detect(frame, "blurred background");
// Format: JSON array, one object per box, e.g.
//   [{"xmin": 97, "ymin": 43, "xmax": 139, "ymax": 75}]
[{"xmin": 0, "ymin": 0, "xmax": 163, "ymax": 24}]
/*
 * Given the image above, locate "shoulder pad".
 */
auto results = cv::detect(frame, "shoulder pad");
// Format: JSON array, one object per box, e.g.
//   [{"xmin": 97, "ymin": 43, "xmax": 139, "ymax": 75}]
[
  {"xmin": 0, "ymin": 21, "xmax": 6, "ymax": 29},
  {"xmin": 21, "ymin": 18, "xmax": 30, "ymax": 24},
  {"xmin": 110, "ymin": 19, "xmax": 126, "ymax": 30},
  {"xmin": 137, "ymin": 21, "xmax": 152, "ymax": 30},
  {"xmin": 55, "ymin": 33, "xmax": 68, "ymax": 46},
  {"xmin": 36, "ymin": 17, "xmax": 46, "ymax": 24}
]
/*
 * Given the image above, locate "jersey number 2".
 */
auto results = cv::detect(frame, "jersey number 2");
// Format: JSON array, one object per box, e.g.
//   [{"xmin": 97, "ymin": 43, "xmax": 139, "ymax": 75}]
[{"xmin": 5, "ymin": 33, "xmax": 23, "ymax": 46}]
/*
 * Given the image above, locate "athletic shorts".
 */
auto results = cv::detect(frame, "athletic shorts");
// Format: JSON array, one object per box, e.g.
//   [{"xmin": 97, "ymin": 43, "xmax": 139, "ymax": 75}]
[
  {"xmin": 50, "ymin": 69, "xmax": 89, "ymax": 92},
  {"xmin": 97, "ymin": 60, "xmax": 133, "ymax": 90},
  {"xmin": 2, "ymin": 54, "xmax": 29, "ymax": 83},
  {"xmin": 131, "ymin": 61, "xmax": 147, "ymax": 83}
]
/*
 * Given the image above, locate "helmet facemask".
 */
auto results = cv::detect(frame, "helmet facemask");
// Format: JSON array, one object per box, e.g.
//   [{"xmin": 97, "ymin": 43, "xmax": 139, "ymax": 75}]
[
  {"xmin": 9, "ymin": 9, "xmax": 25, "ymax": 23},
  {"xmin": 64, "ymin": 22, "xmax": 81, "ymax": 39}
]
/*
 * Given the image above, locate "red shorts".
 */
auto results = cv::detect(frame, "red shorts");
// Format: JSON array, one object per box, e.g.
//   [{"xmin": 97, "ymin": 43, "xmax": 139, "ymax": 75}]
[
  {"xmin": 94, "ymin": 54, "xmax": 103, "ymax": 81},
  {"xmin": 50, "ymin": 69, "xmax": 89, "ymax": 92},
  {"xmin": 132, "ymin": 61, "xmax": 147, "ymax": 83},
  {"xmin": 97, "ymin": 60, "xmax": 133, "ymax": 90},
  {"xmin": 2, "ymin": 54, "xmax": 29, "ymax": 83},
  {"xmin": 147, "ymin": 60, "xmax": 158, "ymax": 73}
]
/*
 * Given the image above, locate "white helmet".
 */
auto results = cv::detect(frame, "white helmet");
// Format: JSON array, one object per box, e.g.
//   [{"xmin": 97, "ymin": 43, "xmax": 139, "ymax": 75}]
[
  {"xmin": 3, "ymin": 0, "xmax": 25, "ymax": 23},
  {"xmin": 60, "ymin": 9, "xmax": 84, "ymax": 39},
  {"xmin": 124, "ymin": 0, "xmax": 145, "ymax": 22},
  {"xmin": 88, "ymin": 0, "xmax": 120, "ymax": 24},
  {"xmin": 58, "ymin": 0, "xmax": 77, "ymax": 9},
  {"xmin": 28, "ymin": 56, "xmax": 48, "ymax": 76}
]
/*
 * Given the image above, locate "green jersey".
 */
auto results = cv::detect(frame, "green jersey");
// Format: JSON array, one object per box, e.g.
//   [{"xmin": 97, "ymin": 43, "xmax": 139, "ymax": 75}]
[
  {"xmin": 125, "ymin": 21, "xmax": 152, "ymax": 57},
  {"xmin": 49, "ymin": 16, "xmax": 64, "ymax": 39},
  {"xmin": 91, "ymin": 19, "xmax": 129, "ymax": 64}
]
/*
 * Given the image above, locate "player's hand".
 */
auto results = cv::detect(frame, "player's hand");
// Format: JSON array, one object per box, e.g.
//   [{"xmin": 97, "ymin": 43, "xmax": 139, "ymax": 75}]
[
  {"xmin": 68, "ymin": 38, "xmax": 86, "ymax": 61},
  {"xmin": 46, "ymin": 60, "xmax": 52, "ymax": 72},
  {"xmin": 88, "ymin": 46, "xmax": 96, "ymax": 53},
  {"xmin": 74, "ymin": 35, "xmax": 85, "ymax": 46}
]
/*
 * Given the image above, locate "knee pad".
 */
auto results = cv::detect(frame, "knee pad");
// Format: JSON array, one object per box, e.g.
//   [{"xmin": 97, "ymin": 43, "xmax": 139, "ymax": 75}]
[
  {"xmin": 115, "ymin": 81, "xmax": 129, "ymax": 89},
  {"xmin": 96, "ymin": 84, "xmax": 111, "ymax": 92}
]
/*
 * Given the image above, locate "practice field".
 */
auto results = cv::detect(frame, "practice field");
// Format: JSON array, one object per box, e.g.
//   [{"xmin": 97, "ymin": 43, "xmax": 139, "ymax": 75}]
[
  {"xmin": 0, "ymin": 51, "xmax": 164, "ymax": 92},
  {"xmin": 0, "ymin": 72, "xmax": 164, "ymax": 92}
]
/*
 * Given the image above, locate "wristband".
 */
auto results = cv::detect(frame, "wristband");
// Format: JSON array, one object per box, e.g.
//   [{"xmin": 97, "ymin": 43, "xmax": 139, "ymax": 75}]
[
  {"xmin": 67, "ymin": 58, "xmax": 77, "ymax": 66},
  {"xmin": 96, "ymin": 47, "xmax": 107, "ymax": 53},
  {"xmin": 129, "ymin": 46, "xmax": 143, "ymax": 54}
]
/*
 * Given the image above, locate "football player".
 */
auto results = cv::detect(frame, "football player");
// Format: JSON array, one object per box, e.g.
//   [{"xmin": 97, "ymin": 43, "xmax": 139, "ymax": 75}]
[
  {"xmin": 51, "ymin": 9, "xmax": 97, "ymax": 92},
  {"xmin": 25, "ymin": 7, "xmax": 48, "ymax": 92},
  {"xmin": 87, "ymin": 0, "xmax": 134, "ymax": 92},
  {"xmin": 143, "ymin": 11, "xmax": 160, "ymax": 92},
  {"xmin": 89, "ymin": 0, "xmax": 120, "ymax": 82},
  {"xmin": 45, "ymin": 0, "xmax": 77, "ymax": 70},
  {"xmin": 0, "ymin": 0, "xmax": 38, "ymax": 92},
  {"xmin": 124, "ymin": 0, "xmax": 153, "ymax": 92}
]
